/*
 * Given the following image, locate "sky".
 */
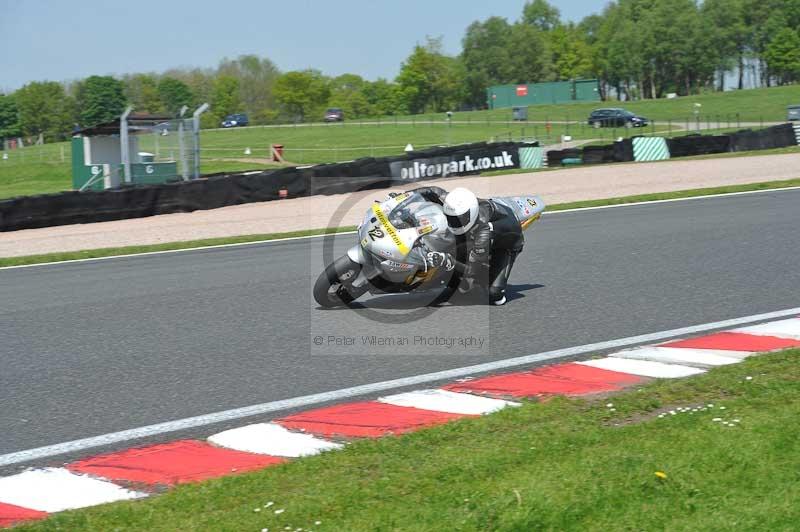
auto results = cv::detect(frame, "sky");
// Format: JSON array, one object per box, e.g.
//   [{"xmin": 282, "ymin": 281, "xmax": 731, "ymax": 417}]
[{"xmin": 0, "ymin": 0, "xmax": 608, "ymax": 91}]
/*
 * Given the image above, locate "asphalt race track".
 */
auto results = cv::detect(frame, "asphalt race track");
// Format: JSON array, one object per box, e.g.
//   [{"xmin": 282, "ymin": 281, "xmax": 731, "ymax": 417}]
[{"xmin": 2, "ymin": 188, "xmax": 799, "ymax": 466}]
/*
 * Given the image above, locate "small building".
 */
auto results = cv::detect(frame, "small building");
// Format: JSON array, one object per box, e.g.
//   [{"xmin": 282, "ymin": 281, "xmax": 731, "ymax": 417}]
[
  {"xmin": 487, "ymin": 79, "xmax": 601, "ymax": 110},
  {"xmin": 71, "ymin": 110, "xmax": 197, "ymax": 191}
]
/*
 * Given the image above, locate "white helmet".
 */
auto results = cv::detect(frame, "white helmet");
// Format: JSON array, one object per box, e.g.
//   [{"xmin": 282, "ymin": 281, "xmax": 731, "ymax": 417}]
[{"xmin": 443, "ymin": 187, "xmax": 479, "ymax": 235}]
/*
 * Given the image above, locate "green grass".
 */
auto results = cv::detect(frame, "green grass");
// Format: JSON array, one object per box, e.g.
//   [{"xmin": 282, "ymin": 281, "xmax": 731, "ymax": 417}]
[
  {"xmin": 3, "ymin": 177, "xmax": 798, "ymax": 268},
  {"xmin": 0, "ymin": 161, "xmax": 71, "ymax": 198},
  {"xmin": 403, "ymin": 84, "xmax": 800, "ymax": 123},
  {"xmin": 16, "ymin": 348, "xmax": 800, "ymax": 531}
]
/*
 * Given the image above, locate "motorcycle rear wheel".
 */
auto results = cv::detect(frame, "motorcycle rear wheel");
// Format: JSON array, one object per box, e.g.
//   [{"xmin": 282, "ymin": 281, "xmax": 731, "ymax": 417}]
[{"xmin": 313, "ymin": 255, "xmax": 365, "ymax": 308}]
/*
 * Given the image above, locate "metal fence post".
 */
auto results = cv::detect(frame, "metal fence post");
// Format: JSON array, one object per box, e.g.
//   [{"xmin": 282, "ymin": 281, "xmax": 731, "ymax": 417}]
[
  {"xmin": 120, "ymin": 106, "xmax": 133, "ymax": 184},
  {"xmin": 192, "ymin": 103, "xmax": 210, "ymax": 179},
  {"xmin": 178, "ymin": 105, "xmax": 189, "ymax": 180}
]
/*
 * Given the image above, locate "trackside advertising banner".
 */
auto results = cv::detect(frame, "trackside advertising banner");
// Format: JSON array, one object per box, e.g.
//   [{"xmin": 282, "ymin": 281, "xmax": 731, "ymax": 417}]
[{"xmin": 389, "ymin": 146, "xmax": 521, "ymax": 180}]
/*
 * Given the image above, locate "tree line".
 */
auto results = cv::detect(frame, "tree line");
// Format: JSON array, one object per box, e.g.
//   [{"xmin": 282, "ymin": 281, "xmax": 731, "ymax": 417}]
[{"xmin": 1, "ymin": 0, "xmax": 799, "ymax": 142}]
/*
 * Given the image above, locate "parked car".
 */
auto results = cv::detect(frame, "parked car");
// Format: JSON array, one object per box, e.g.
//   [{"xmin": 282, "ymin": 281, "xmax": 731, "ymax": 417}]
[
  {"xmin": 221, "ymin": 113, "xmax": 249, "ymax": 128},
  {"xmin": 588, "ymin": 108, "xmax": 648, "ymax": 128},
  {"xmin": 788, "ymin": 105, "xmax": 800, "ymax": 121},
  {"xmin": 324, "ymin": 108, "xmax": 344, "ymax": 122}
]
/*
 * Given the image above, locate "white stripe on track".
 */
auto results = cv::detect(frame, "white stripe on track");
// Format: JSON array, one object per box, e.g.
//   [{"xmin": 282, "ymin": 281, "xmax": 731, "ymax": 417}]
[
  {"xmin": 578, "ymin": 358, "xmax": 706, "ymax": 378},
  {"xmin": 732, "ymin": 318, "xmax": 800, "ymax": 340},
  {"xmin": 610, "ymin": 347, "xmax": 745, "ymax": 367},
  {"xmin": 1, "ymin": 306, "xmax": 798, "ymax": 467},
  {"xmin": 378, "ymin": 389, "xmax": 518, "ymax": 415},
  {"xmin": 0, "ymin": 468, "xmax": 145, "ymax": 512},
  {"xmin": 208, "ymin": 423, "xmax": 342, "ymax": 457},
  {"xmin": 2, "ymin": 186, "xmax": 798, "ymax": 271}
]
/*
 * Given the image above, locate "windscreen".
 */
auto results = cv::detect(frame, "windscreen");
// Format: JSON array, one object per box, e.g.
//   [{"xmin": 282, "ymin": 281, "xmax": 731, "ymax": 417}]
[{"xmin": 388, "ymin": 194, "xmax": 430, "ymax": 230}]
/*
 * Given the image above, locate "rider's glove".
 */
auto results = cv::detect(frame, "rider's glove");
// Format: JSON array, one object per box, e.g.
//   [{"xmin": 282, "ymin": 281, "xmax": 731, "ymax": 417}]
[{"xmin": 426, "ymin": 251, "xmax": 454, "ymax": 271}]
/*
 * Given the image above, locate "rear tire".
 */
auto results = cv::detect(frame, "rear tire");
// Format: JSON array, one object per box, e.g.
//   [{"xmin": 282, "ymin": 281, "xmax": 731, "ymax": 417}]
[{"xmin": 313, "ymin": 255, "xmax": 364, "ymax": 308}]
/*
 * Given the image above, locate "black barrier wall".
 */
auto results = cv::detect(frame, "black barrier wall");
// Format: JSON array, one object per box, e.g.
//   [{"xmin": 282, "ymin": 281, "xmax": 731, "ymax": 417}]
[{"xmin": 0, "ymin": 141, "xmax": 533, "ymax": 232}]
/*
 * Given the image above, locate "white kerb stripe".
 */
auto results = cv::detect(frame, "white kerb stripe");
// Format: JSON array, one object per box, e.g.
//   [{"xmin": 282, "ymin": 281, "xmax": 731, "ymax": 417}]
[
  {"xmin": 378, "ymin": 389, "xmax": 519, "ymax": 415},
  {"xmin": 732, "ymin": 318, "xmax": 800, "ymax": 340},
  {"xmin": 0, "ymin": 468, "xmax": 145, "ymax": 513},
  {"xmin": 578, "ymin": 358, "xmax": 706, "ymax": 378},
  {"xmin": 610, "ymin": 347, "xmax": 745, "ymax": 368},
  {"xmin": 208, "ymin": 423, "xmax": 342, "ymax": 457}
]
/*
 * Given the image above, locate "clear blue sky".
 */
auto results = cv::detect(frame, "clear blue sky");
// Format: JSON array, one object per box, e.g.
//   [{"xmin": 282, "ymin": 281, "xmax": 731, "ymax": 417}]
[{"xmin": 0, "ymin": 0, "xmax": 607, "ymax": 91}]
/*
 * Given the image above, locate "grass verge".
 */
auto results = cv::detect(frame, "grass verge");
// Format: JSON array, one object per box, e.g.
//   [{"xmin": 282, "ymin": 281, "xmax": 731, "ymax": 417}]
[
  {"xmin": 16, "ymin": 348, "xmax": 800, "ymax": 531},
  {"xmin": 2, "ymin": 178, "xmax": 798, "ymax": 268}
]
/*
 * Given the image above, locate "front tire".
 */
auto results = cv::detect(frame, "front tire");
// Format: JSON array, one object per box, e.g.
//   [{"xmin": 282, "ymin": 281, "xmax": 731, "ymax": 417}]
[{"xmin": 313, "ymin": 255, "xmax": 364, "ymax": 308}]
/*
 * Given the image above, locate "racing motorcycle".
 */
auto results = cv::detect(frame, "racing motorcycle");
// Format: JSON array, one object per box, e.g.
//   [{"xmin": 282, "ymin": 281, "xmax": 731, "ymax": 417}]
[{"xmin": 313, "ymin": 191, "xmax": 545, "ymax": 307}]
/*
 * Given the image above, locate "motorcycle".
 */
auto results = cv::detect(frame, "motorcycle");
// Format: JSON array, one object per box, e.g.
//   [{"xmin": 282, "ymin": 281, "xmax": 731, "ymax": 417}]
[{"xmin": 313, "ymin": 190, "xmax": 545, "ymax": 308}]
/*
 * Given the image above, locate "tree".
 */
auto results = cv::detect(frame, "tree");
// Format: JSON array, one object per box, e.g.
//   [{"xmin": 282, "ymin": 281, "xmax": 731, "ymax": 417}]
[
  {"xmin": 765, "ymin": 27, "xmax": 800, "ymax": 83},
  {"xmin": 461, "ymin": 18, "xmax": 516, "ymax": 106},
  {"xmin": 15, "ymin": 81, "xmax": 76, "ymax": 141},
  {"xmin": 522, "ymin": 0, "xmax": 561, "ymax": 31},
  {"xmin": 396, "ymin": 37, "xmax": 463, "ymax": 114},
  {"xmin": 158, "ymin": 77, "xmax": 194, "ymax": 115},
  {"xmin": 217, "ymin": 54, "xmax": 280, "ymax": 123},
  {"xmin": 75, "ymin": 75, "xmax": 127, "ymax": 127},
  {"xmin": 328, "ymin": 74, "xmax": 373, "ymax": 118},
  {"xmin": 211, "ymin": 75, "xmax": 242, "ymax": 120},
  {"xmin": 361, "ymin": 78, "xmax": 409, "ymax": 116},
  {"xmin": 507, "ymin": 23, "xmax": 552, "ymax": 83},
  {"xmin": 0, "ymin": 93, "xmax": 21, "ymax": 140},
  {"xmin": 548, "ymin": 24, "xmax": 594, "ymax": 80},
  {"xmin": 123, "ymin": 74, "xmax": 164, "ymax": 114},
  {"xmin": 163, "ymin": 68, "xmax": 214, "ymax": 108},
  {"xmin": 702, "ymin": 0, "xmax": 747, "ymax": 90},
  {"xmin": 273, "ymin": 70, "xmax": 331, "ymax": 121}
]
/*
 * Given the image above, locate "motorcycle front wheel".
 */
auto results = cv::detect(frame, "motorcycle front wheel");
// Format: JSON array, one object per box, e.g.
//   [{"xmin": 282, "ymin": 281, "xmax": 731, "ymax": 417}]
[{"xmin": 313, "ymin": 255, "xmax": 365, "ymax": 308}]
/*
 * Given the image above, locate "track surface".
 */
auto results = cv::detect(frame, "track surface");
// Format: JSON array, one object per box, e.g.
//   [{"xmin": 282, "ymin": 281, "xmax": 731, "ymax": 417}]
[{"xmin": 1, "ymin": 189, "xmax": 799, "ymax": 461}]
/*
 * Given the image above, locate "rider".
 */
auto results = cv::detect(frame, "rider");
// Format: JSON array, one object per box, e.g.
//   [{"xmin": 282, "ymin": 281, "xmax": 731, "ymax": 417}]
[{"xmin": 407, "ymin": 185, "xmax": 524, "ymax": 306}]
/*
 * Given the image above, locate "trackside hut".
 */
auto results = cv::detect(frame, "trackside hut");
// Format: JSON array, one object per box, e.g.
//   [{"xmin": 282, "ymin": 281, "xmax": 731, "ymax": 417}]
[{"xmin": 71, "ymin": 113, "xmax": 181, "ymax": 191}]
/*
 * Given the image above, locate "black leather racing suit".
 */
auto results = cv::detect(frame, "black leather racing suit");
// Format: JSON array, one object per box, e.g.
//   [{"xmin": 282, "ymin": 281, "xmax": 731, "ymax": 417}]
[{"xmin": 410, "ymin": 186, "xmax": 524, "ymax": 303}]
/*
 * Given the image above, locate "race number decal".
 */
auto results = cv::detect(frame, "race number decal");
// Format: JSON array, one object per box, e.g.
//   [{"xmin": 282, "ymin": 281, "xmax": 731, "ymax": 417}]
[{"xmin": 368, "ymin": 227, "xmax": 385, "ymax": 241}]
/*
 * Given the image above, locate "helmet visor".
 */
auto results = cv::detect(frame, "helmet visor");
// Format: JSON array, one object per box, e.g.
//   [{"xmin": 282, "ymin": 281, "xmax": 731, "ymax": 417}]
[{"xmin": 446, "ymin": 211, "xmax": 473, "ymax": 231}]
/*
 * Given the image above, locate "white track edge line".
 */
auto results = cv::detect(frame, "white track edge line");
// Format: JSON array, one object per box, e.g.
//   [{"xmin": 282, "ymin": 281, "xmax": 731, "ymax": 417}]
[
  {"xmin": 2, "ymin": 185, "xmax": 798, "ymax": 271},
  {"xmin": 1, "ymin": 306, "xmax": 797, "ymax": 467}
]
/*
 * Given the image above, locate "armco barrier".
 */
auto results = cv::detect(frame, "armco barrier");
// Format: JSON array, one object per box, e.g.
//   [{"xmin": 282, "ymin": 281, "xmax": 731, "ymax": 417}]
[{"xmin": 0, "ymin": 141, "xmax": 535, "ymax": 232}]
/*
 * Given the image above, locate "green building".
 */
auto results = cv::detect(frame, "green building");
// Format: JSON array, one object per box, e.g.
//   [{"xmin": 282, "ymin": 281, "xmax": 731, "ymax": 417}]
[{"xmin": 487, "ymin": 79, "xmax": 601, "ymax": 110}]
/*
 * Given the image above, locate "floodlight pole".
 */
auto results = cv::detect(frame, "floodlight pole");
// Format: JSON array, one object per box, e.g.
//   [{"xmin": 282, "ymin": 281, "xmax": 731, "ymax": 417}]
[
  {"xmin": 192, "ymin": 103, "xmax": 210, "ymax": 179},
  {"xmin": 120, "ymin": 106, "xmax": 134, "ymax": 184},
  {"xmin": 178, "ymin": 105, "xmax": 189, "ymax": 180}
]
